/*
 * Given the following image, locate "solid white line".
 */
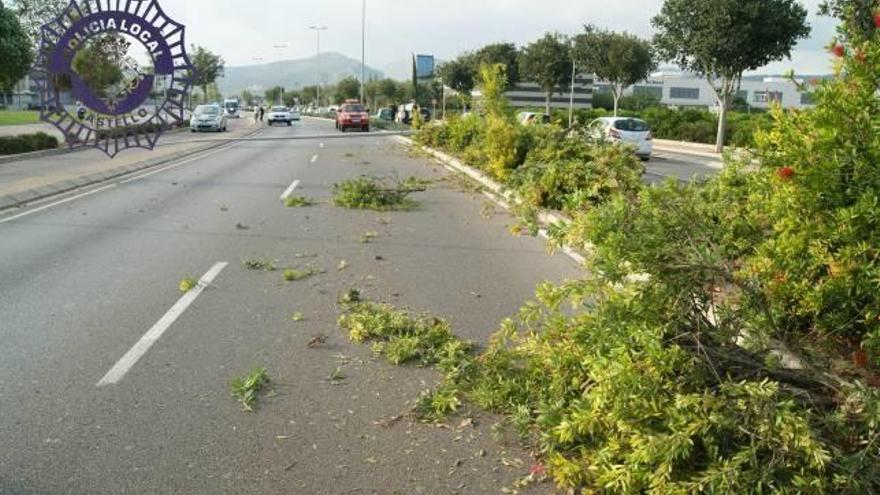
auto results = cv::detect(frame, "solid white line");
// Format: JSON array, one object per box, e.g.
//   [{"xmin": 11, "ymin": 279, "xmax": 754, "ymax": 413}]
[
  {"xmin": 0, "ymin": 184, "xmax": 117, "ymax": 224},
  {"xmin": 280, "ymin": 180, "xmax": 301, "ymax": 201},
  {"xmin": 310, "ymin": 154, "xmax": 319, "ymax": 164},
  {"xmin": 96, "ymin": 262, "xmax": 229, "ymax": 387}
]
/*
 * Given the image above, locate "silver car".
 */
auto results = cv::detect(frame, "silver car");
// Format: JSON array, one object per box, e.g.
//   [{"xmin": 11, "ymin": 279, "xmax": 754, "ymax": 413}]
[{"xmin": 190, "ymin": 105, "xmax": 228, "ymax": 132}]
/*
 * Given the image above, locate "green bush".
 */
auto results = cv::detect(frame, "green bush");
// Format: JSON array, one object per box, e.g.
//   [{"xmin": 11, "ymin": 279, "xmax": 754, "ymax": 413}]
[{"xmin": 0, "ymin": 132, "xmax": 59, "ymax": 155}]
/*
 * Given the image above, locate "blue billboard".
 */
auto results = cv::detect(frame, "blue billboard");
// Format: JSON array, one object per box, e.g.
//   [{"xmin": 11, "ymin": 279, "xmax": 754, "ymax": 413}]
[{"xmin": 416, "ymin": 54, "xmax": 435, "ymax": 79}]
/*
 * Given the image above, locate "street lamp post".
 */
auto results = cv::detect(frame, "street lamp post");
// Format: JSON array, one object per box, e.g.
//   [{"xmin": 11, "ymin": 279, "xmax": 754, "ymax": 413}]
[
  {"xmin": 309, "ymin": 26, "xmax": 328, "ymax": 108},
  {"xmin": 360, "ymin": 0, "xmax": 366, "ymax": 104},
  {"xmin": 274, "ymin": 44, "xmax": 289, "ymax": 106}
]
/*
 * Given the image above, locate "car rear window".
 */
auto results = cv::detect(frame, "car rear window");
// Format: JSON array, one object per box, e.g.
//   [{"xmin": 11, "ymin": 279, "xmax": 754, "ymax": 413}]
[
  {"xmin": 613, "ymin": 119, "xmax": 650, "ymax": 132},
  {"xmin": 272, "ymin": 107, "xmax": 287, "ymax": 112},
  {"xmin": 342, "ymin": 105, "xmax": 365, "ymax": 113},
  {"xmin": 194, "ymin": 106, "xmax": 219, "ymax": 116}
]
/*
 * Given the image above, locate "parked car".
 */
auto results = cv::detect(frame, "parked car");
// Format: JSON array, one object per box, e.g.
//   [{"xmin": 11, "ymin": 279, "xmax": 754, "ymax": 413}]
[
  {"xmin": 190, "ymin": 104, "xmax": 227, "ymax": 132},
  {"xmin": 518, "ymin": 112, "xmax": 551, "ymax": 125},
  {"xmin": 289, "ymin": 108, "xmax": 301, "ymax": 121},
  {"xmin": 374, "ymin": 107, "xmax": 395, "ymax": 121},
  {"xmin": 267, "ymin": 106, "xmax": 293, "ymax": 126},
  {"xmin": 336, "ymin": 102, "xmax": 370, "ymax": 132},
  {"xmin": 587, "ymin": 117, "xmax": 653, "ymax": 160}
]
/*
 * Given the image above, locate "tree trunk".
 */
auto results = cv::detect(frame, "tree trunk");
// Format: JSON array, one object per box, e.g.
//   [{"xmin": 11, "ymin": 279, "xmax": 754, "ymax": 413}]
[
  {"xmin": 613, "ymin": 92, "xmax": 620, "ymax": 117},
  {"xmin": 545, "ymin": 93, "xmax": 551, "ymax": 116},
  {"xmin": 715, "ymin": 95, "xmax": 729, "ymax": 153}
]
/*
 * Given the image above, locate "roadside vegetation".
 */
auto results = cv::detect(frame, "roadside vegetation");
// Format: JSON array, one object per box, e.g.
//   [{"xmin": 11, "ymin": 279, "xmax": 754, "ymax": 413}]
[
  {"xmin": 0, "ymin": 110, "xmax": 40, "ymax": 126},
  {"xmin": 400, "ymin": 3, "xmax": 880, "ymax": 492},
  {"xmin": 0, "ymin": 132, "xmax": 59, "ymax": 155},
  {"xmin": 284, "ymin": 196, "xmax": 315, "ymax": 208}
]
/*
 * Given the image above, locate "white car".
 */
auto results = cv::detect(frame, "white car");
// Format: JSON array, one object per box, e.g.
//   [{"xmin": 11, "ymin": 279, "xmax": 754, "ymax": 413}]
[
  {"xmin": 267, "ymin": 106, "xmax": 293, "ymax": 126},
  {"xmin": 289, "ymin": 108, "xmax": 301, "ymax": 121},
  {"xmin": 588, "ymin": 117, "xmax": 653, "ymax": 160},
  {"xmin": 190, "ymin": 104, "xmax": 227, "ymax": 132}
]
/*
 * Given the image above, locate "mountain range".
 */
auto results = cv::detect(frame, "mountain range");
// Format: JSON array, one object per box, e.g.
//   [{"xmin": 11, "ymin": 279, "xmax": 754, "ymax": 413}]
[{"xmin": 217, "ymin": 52, "xmax": 384, "ymax": 96}]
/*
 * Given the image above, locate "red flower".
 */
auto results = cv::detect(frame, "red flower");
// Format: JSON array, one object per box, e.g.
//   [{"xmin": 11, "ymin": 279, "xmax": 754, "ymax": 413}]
[
  {"xmin": 777, "ymin": 167, "xmax": 796, "ymax": 181},
  {"xmin": 832, "ymin": 44, "xmax": 846, "ymax": 58},
  {"xmin": 874, "ymin": 12, "xmax": 880, "ymax": 28}
]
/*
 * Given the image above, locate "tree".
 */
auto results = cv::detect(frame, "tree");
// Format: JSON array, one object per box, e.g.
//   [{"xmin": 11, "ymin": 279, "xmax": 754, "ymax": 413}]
[
  {"xmin": 189, "ymin": 44, "xmax": 225, "ymax": 106},
  {"xmin": 377, "ymin": 78, "xmax": 400, "ymax": 107},
  {"xmin": 574, "ymin": 26, "xmax": 656, "ymax": 116},
  {"xmin": 519, "ymin": 33, "xmax": 572, "ymax": 115},
  {"xmin": 652, "ymin": 0, "xmax": 810, "ymax": 152},
  {"xmin": 334, "ymin": 76, "xmax": 360, "ymax": 103},
  {"xmin": 473, "ymin": 43, "xmax": 520, "ymax": 89},
  {"xmin": 7, "ymin": 0, "xmax": 66, "ymax": 49},
  {"xmin": 239, "ymin": 89, "xmax": 254, "ymax": 106},
  {"xmin": 436, "ymin": 58, "xmax": 474, "ymax": 108},
  {"xmin": 264, "ymin": 86, "xmax": 284, "ymax": 105},
  {"xmin": 71, "ymin": 34, "xmax": 128, "ymax": 100},
  {"xmin": 0, "ymin": 1, "xmax": 33, "ymax": 105}
]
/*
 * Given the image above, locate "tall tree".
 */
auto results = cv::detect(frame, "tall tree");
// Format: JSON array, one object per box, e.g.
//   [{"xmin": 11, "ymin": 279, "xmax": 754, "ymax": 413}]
[
  {"xmin": 239, "ymin": 89, "xmax": 254, "ymax": 106},
  {"xmin": 519, "ymin": 33, "xmax": 572, "ymax": 115},
  {"xmin": 189, "ymin": 44, "xmax": 225, "ymax": 106},
  {"xmin": 377, "ymin": 78, "xmax": 399, "ymax": 107},
  {"xmin": 574, "ymin": 26, "xmax": 656, "ymax": 116},
  {"xmin": 7, "ymin": 0, "xmax": 66, "ymax": 49},
  {"xmin": 334, "ymin": 76, "xmax": 361, "ymax": 103},
  {"xmin": 71, "ymin": 34, "xmax": 128, "ymax": 100},
  {"xmin": 652, "ymin": 0, "xmax": 810, "ymax": 152},
  {"xmin": 0, "ymin": 0, "xmax": 34, "ymax": 105},
  {"xmin": 473, "ymin": 42, "xmax": 520, "ymax": 89},
  {"xmin": 436, "ymin": 58, "xmax": 475, "ymax": 108}
]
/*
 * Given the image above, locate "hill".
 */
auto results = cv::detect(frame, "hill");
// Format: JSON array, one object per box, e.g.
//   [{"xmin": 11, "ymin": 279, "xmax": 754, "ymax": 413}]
[{"xmin": 217, "ymin": 52, "xmax": 384, "ymax": 96}]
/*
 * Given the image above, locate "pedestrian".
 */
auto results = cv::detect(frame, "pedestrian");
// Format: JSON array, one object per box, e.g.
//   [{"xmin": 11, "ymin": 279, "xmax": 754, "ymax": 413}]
[
  {"xmin": 76, "ymin": 100, "xmax": 86, "ymax": 120},
  {"xmin": 258, "ymin": 105, "xmax": 265, "ymax": 123}
]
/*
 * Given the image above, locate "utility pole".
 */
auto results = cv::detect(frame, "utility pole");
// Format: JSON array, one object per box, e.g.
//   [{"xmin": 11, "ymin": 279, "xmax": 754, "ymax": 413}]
[
  {"xmin": 309, "ymin": 26, "xmax": 328, "ymax": 108},
  {"xmin": 360, "ymin": 0, "xmax": 366, "ymax": 104},
  {"xmin": 274, "ymin": 44, "xmax": 288, "ymax": 106},
  {"xmin": 568, "ymin": 59, "xmax": 576, "ymax": 128}
]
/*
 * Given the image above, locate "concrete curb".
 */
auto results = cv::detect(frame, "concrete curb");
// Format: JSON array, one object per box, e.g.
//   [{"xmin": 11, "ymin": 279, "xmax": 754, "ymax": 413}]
[
  {"xmin": 0, "ymin": 125, "xmax": 262, "ymax": 213},
  {"xmin": 393, "ymin": 135, "xmax": 588, "ymax": 264}
]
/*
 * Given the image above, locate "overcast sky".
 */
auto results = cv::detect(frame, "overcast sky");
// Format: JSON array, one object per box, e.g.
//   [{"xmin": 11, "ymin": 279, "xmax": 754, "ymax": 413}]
[{"xmin": 160, "ymin": 0, "xmax": 839, "ymax": 75}]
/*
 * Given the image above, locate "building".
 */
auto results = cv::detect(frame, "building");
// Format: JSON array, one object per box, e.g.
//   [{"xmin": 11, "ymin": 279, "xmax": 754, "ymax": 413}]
[
  {"xmin": 1, "ymin": 75, "xmax": 40, "ymax": 110},
  {"xmin": 504, "ymin": 74, "xmax": 594, "ymax": 110},
  {"xmin": 596, "ymin": 70, "xmax": 817, "ymax": 111}
]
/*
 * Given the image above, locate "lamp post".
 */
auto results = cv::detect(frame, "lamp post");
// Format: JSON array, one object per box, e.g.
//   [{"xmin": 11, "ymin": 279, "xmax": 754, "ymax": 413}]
[
  {"xmin": 309, "ymin": 26, "xmax": 328, "ymax": 108},
  {"xmin": 360, "ymin": 0, "xmax": 366, "ymax": 104},
  {"xmin": 274, "ymin": 44, "xmax": 289, "ymax": 106}
]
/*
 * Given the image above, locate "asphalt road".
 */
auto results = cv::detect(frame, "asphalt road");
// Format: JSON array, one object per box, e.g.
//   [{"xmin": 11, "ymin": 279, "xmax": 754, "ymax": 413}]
[{"xmin": 0, "ymin": 118, "xmax": 580, "ymax": 494}]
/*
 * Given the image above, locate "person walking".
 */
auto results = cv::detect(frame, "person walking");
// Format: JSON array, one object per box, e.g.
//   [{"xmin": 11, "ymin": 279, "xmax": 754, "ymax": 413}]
[{"xmin": 258, "ymin": 105, "xmax": 265, "ymax": 123}]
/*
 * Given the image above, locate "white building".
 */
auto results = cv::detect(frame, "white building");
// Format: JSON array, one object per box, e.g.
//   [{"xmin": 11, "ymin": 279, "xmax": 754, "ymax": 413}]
[
  {"xmin": 596, "ymin": 70, "xmax": 816, "ymax": 111},
  {"xmin": 504, "ymin": 74, "xmax": 594, "ymax": 110}
]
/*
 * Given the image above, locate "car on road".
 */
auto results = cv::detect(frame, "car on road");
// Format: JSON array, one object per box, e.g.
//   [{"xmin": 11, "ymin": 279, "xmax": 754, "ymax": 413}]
[
  {"xmin": 190, "ymin": 104, "xmax": 227, "ymax": 132},
  {"xmin": 267, "ymin": 106, "xmax": 293, "ymax": 126},
  {"xmin": 336, "ymin": 102, "xmax": 370, "ymax": 132},
  {"xmin": 224, "ymin": 98, "xmax": 241, "ymax": 118},
  {"xmin": 374, "ymin": 107, "xmax": 395, "ymax": 122},
  {"xmin": 518, "ymin": 111, "xmax": 551, "ymax": 126},
  {"xmin": 587, "ymin": 117, "xmax": 653, "ymax": 160},
  {"xmin": 289, "ymin": 108, "xmax": 301, "ymax": 121}
]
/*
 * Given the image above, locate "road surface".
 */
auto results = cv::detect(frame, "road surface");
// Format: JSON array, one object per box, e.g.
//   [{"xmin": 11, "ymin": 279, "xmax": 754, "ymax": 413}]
[{"xmin": 0, "ymin": 117, "xmax": 578, "ymax": 494}]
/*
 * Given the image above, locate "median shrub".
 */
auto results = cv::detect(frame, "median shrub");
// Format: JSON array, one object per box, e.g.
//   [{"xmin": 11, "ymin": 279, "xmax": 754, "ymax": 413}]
[
  {"xmin": 0, "ymin": 132, "xmax": 59, "ymax": 155},
  {"xmin": 404, "ymin": 2, "xmax": 880, "ymax": 492}
]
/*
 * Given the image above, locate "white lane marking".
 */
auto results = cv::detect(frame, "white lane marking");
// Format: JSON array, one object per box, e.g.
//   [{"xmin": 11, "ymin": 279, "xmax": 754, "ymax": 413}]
[
  {"xmin": 96, "ymin": 262, "xmax": 229, "ymax": 387},
  {"xmin": 280, "ymin": 180, "xmax": 301, "ymax": 201},
  {"xmin": 310, "ymin": 154, "xmax": 319, "ymax": 164},
  {"xmin": 0, "ymin": 185, "xmax": 117, "ymax": 224}
]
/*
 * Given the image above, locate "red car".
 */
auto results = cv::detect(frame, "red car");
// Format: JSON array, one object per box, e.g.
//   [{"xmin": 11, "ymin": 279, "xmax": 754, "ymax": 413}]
[{"xmin": 336, "ymin": 101, "xmax": 370, "ymax": 132}]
